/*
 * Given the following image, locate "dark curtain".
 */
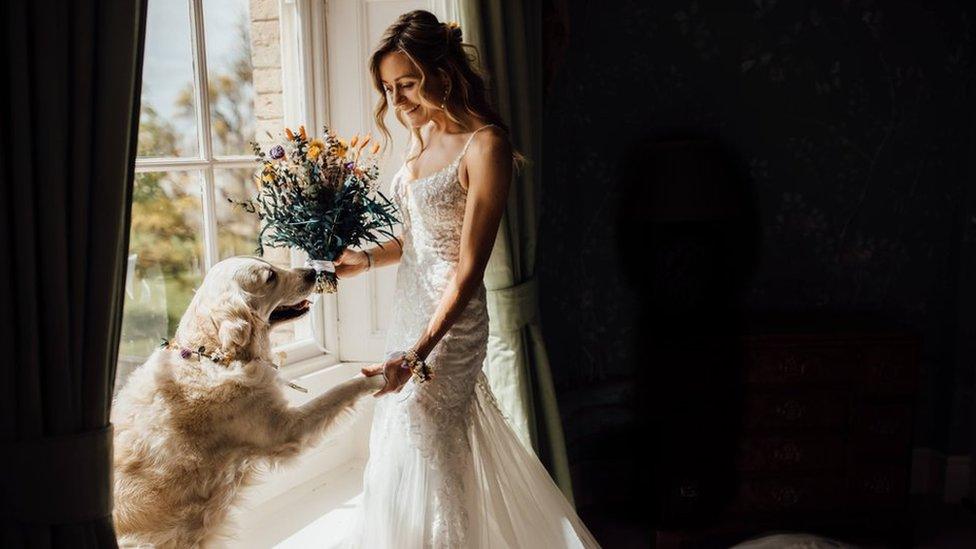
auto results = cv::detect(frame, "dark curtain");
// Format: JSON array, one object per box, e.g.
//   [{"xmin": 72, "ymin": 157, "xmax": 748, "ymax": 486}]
[
  {"xmin": 459, "ymin": 1, "xmax": 578, "ymax": 503},
  {"xmin": 0, "ymin": 1, "xmax": 147, "ymax": 546}
]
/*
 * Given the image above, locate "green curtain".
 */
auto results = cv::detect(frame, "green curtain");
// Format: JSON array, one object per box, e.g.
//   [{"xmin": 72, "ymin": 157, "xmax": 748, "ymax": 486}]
[
  {"xmin": 0, "ymin": 1, "xmax": 147, "ymax": 546},
  {"xmin": 459, "ymin": 0, "xmax": 576, "ymax": 505}
]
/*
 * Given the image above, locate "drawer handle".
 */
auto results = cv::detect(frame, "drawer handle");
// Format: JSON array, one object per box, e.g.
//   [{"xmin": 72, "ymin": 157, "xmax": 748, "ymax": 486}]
[
  {"xmin": 865, "ymin": 475, "xmax": 893, "ymax": 495},
  {"xmin": 771, "ymin": 486, "xmax": 800, "ymax": 507},
  {"xmin": 776, "ymin": 356, "xmax": 807, "ymax": 377},
  {"xmin": 773, "ymin": 443, "xmax": 802, "ymax": 464},
  {"xmin": 868, "ymin": 363, "xmax": 898, "ymax": 381},
  {"xmin": 775, "ymin": 400, "xmax": 805, "ymax": 421}
]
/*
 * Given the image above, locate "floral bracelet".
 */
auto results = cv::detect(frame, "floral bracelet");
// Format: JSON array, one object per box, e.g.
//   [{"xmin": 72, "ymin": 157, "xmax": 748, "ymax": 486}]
[{"xmin": 402, "ymin": 348, "xmax": 433, "ymax": 383}]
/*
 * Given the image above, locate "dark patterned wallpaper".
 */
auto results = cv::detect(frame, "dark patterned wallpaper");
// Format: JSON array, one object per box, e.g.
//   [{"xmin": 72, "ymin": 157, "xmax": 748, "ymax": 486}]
[{"xmin": 538, "ymin": 0, "xmax": 976, "ymax": 504}]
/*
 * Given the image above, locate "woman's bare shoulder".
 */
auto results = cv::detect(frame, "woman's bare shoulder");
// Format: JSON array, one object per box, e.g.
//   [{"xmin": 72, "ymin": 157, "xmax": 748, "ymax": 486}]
[{"xmin": 468, "ymin": 125, "xmax": 511, "ymax": 158}]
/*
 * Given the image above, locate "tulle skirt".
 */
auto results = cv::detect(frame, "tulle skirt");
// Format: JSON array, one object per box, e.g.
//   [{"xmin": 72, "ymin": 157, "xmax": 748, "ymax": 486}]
[{"xmin": 342, "ymin": 371, "xmax": 601, "ymax": 549}]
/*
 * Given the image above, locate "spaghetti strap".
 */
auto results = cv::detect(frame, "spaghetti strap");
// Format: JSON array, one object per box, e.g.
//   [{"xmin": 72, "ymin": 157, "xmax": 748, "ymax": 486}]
[{"xmin": 459, "ymin": 124, "xmax": 495, "ymax": 159}]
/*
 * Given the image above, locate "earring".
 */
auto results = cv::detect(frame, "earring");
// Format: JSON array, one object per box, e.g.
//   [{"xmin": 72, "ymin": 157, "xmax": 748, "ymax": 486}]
[{"xmin": 441, "ymin": 88, "xmax": 449, "ymax": 110}]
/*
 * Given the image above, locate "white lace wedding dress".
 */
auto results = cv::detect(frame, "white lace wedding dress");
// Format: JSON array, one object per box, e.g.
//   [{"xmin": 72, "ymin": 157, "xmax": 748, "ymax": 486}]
[{"xmin": 342, "ymin": 126, "xmax": 602, "ymax": 548}]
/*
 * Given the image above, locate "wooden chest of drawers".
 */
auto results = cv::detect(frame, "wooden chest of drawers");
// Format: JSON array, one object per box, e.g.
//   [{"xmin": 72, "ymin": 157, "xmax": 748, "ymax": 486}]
[{"xmin": 653, "ymin": 319, "xmax": 920, "ymax": 548}]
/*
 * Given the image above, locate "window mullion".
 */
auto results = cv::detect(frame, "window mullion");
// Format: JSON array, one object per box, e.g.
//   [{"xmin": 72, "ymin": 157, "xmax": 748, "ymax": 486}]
[{"xmin": 188, "ymin": 0, "xmax": 219, "ymax": 269}]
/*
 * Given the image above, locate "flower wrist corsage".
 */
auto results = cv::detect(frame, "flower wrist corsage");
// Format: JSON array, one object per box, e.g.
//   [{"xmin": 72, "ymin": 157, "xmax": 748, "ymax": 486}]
[{"xmin": 402, "ymin": 348, "xmax": 432, "ymax": 383}]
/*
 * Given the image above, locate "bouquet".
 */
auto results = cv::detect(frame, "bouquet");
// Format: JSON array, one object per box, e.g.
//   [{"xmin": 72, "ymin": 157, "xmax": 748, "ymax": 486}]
[{"xmin": 231, "ymin": 125, "xmax": 400, "ymax": 294}]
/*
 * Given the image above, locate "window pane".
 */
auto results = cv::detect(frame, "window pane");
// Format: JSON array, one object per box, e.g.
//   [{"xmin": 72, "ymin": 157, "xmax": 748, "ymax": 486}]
[
  {"xmin": 117, "ymin": 171, "xmax": 205, "ymax": 392},
  {"xmin": 139, "ymin": 0, "xmax": 199, "ymax": 158},
  {"xmin": 215, "ymin": 167, "xmax": 308, "ymax": 349},
  {"xmin": 204, "ymin": 0, "xmax": 258, "ymax": 156},
  {"xmin": 215, "ymin": 166, "xmax": 261, "ymax": 258}
]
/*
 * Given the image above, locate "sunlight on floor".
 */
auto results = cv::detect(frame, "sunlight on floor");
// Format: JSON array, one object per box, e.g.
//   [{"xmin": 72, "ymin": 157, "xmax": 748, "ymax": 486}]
[{"xmin": 234, "ymin": 459, "xmax": 365, "ymax": 548}]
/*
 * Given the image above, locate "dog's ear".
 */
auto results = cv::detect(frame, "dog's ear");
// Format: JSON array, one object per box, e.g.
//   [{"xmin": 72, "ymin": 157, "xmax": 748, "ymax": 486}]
[{"xmin": 217, "ymin": 308, "xmax": 253, "ymax": 354}]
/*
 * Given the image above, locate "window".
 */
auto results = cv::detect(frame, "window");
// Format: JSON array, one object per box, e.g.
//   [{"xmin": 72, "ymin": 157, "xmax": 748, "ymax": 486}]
[
  {"xmin": 120, "ymin": 0, "xmax": 459, "ymax": 542},
  {"xmin": 118, "ymin": 0, "xmax": 331, "ymax": 392}
]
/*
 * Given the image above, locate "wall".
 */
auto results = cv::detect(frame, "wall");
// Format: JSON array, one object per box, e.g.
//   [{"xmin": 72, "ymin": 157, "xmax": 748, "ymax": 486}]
[{"xmin": 538, "ymin": 0, "xmax": 976, "ymax": 507}]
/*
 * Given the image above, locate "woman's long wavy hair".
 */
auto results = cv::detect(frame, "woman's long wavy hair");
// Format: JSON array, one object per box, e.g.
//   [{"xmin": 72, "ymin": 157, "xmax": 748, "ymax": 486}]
[{"xmin": 369, "ymin": 10, "xmax": 521, "ymax": 165}]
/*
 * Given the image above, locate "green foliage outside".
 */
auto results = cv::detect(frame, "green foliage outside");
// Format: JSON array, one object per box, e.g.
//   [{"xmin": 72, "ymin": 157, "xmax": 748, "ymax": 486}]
[{"xmin": 120, "ymin": 15, "xmax": 259, "ymax": 360}]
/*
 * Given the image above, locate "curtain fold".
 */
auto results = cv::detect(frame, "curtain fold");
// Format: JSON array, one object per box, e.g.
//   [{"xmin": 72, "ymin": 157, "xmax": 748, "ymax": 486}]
[
  {"xmin": 459, "ymin": 0, "xmax": 576, "ymax": 505},
  {"xmin": 0, "ymin": 1, "xmax": 147, "ymax": 546}
]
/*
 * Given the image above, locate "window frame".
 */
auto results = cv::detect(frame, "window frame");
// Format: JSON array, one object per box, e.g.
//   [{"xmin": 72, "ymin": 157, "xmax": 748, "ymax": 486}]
[{"xmin": 132, "ymin": 0, "xmax": 335, "ymax": 371}]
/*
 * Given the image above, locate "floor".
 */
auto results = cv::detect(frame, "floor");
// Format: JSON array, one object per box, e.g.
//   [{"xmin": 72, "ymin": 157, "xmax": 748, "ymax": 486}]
[{"xmin": 579, "ymin": 497, "xmax": 976, "ymax": 548}]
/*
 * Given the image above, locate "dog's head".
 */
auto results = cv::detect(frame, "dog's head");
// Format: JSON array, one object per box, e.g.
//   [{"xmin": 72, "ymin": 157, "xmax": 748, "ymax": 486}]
[{"xmin": 173, "ymin": 256, "xmax": 317, "ymax": 361}]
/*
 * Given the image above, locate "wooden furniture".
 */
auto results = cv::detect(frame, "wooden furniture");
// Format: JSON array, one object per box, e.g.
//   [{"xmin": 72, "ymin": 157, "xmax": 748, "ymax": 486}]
[{"xmin": 655, "ymin": 317, "xmax": 920, "ymax": 548}]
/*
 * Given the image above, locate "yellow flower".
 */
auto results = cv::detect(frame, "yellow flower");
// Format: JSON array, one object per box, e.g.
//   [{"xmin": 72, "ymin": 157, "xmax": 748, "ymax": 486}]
[
  {"xmin": 306, "ymin": 145, "xmax": 322, "ymax": 160},
  {"xmin": 309, "ymin": 138, "xmax": 325, "ymax": 151},
  {"xmin": 334, "ymin": 138, "xmax": 348, "ymax": 158}
]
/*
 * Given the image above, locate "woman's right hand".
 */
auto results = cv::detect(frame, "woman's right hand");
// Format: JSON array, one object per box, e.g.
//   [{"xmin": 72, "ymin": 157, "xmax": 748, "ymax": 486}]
[{"xmin": 334, "ymin": 248, "xmax": 369, "ymax": 279}]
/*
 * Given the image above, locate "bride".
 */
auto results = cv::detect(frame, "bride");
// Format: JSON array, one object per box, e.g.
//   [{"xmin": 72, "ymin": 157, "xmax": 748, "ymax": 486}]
[{"xmin": 334, "ymin": 10, "xmax": 601, "ymax": 549}]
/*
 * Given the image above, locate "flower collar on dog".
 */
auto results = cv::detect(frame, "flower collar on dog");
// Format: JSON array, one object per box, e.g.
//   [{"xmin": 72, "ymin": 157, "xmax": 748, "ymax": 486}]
[
  {"xmin": 160, "ymin": 338, "xmax": 234, "ymax": 365},
  {"xmin": 159, "ymin": 338, "xmax": 308, "ymax": 393}
]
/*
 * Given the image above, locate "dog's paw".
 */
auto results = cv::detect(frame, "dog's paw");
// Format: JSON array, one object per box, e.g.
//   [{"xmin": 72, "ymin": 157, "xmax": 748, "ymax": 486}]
[{"xmin": 360, "ymin": 373, "xmax": 385, "ymax": 392}]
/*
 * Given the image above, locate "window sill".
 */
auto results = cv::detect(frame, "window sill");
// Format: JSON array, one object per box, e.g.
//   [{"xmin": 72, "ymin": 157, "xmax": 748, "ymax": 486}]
[
  {"xmin": 230, "ymin": 358, "xmax": 376, "ymax": 547},
  {"xmin": 279, "ymin": 349, "xmax": 343, "ymax": 379}
]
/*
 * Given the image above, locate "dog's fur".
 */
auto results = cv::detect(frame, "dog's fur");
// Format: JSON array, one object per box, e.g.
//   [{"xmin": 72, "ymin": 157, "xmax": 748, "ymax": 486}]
[{"xmin": 111, "ymin": 257, "xmax": 383, "ymax": 547}]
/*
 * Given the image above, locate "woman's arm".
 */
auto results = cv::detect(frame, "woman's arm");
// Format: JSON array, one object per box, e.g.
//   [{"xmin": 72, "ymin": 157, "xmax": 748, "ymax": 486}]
[
  {"xmin": 334, "ymin": 237, "xmax": 402, "ymax": 278},
  {"xmin": 365, "ymin": 237, "xmax": 404, "ymax": 269},
  {"xmin": 413, "ymin": 128, "xmax": 512, "ymax": 359},
  {"xmin": 365, "ymin": 127, "xmax": 512, "ymax": 397}
]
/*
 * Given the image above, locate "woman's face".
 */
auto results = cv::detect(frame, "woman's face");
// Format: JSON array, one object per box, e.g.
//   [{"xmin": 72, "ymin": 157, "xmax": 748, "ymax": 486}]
[{"xmin": 379, "ymin": 51, "xmax": 444, "ymax": 128}]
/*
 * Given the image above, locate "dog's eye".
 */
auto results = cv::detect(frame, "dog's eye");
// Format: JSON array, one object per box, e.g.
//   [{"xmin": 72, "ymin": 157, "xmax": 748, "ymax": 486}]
[{"xmin": 266, "ymin": 269, "xmax": 277, "ymax": 284}]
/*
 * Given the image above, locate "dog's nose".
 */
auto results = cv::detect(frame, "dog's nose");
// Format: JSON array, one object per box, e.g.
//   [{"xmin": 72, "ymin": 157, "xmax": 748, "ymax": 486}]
[{"xmin": 302, "ymin": 268, "xmax": 316, "ymax": 283}]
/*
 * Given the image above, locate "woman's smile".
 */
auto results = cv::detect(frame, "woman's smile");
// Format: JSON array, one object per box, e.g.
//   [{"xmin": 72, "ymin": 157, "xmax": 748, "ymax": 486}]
[{"xmin": 403, "ymin": 104, "xmax": 420, "ymax": 115}]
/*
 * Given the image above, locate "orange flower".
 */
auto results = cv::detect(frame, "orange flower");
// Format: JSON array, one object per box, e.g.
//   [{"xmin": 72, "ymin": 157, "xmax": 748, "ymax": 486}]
[
  {"xmin": 334, "ymin": 138, "xmax": 348, "ymax": 158},
  {"xmin": 285, "ymin": 127, "xmax": 295, "ymax": 140},
  {"xmin": 299, "ymin": 125, "xmax": 307, "ymax": 140},
  {"xmin": 371, "ymin": 142, "xmax": 381, "ymax": 155},
  {"xmin": 349, "ymin": 134, "xmax": 360, "ymax": 148}
]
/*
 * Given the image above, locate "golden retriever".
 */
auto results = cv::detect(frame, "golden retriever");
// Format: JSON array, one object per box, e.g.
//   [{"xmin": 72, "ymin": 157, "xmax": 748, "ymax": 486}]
[{"xmin": 111, "ymin": 256, "xmax": 382, "ymax": 547}]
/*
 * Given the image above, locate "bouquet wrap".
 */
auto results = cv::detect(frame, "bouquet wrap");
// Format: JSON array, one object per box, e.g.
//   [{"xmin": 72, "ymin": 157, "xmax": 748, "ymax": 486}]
[{"xmin": 306, "ymin": 259, "xmax": 338, "ymax": 295}]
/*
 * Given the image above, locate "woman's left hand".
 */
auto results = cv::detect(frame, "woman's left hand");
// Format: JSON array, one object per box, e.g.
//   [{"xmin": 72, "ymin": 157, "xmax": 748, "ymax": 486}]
[{"xmin": 361, "ymin": 352, "xmax": 413, "ymax": 397}]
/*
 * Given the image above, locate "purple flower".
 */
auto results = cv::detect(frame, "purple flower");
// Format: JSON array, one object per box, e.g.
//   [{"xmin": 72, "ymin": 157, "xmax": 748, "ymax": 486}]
[
  {"xmin": 345, "ymin": 162, "xmax": 354, "ymax": 169},
  {"xmin": 180, "ymin": 348, "xmax": 192, "ymax": 360},
  {"xmin": 269, "ymin": 145, "xmax": 286, "ymax": 160}
]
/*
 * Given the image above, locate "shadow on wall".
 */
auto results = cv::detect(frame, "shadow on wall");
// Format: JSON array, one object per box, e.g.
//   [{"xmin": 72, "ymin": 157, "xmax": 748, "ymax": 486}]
[{"xmin": 617, "ymin": 134, "xmax": 761, "ymax": 528}]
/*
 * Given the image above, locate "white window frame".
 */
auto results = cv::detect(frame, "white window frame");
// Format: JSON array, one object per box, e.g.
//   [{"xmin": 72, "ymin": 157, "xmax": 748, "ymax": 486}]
[{"xmin": 133, "ymin": 0, "xmax": 336, "ymax": 371}]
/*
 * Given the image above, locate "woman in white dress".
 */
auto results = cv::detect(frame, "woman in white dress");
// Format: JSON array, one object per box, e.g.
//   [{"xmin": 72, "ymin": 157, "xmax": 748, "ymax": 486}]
[{"xmin": 334, "ymin": 10, "xmax": 601, "ymax": 549}]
